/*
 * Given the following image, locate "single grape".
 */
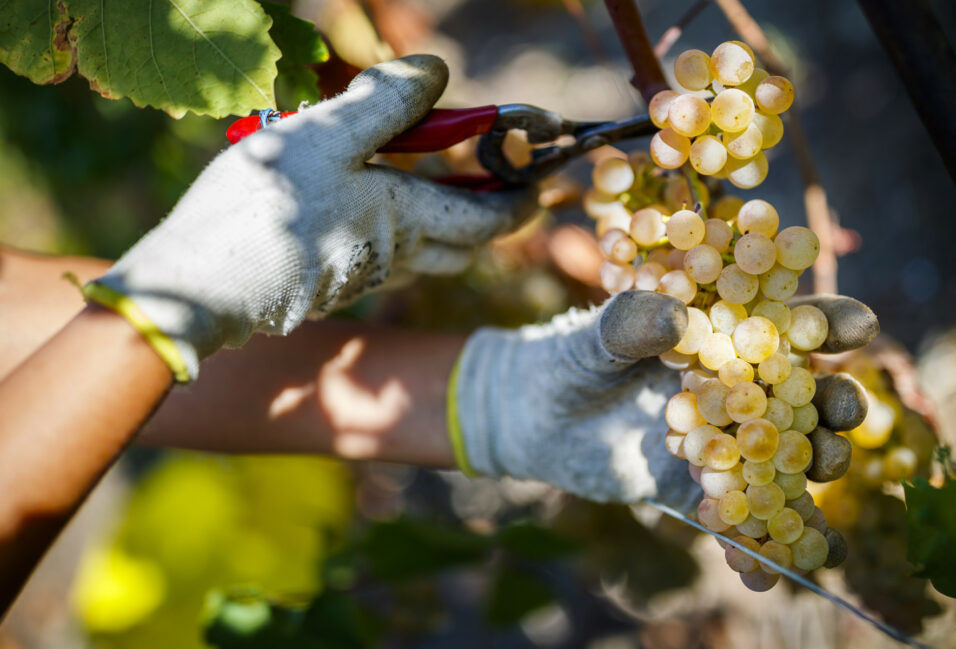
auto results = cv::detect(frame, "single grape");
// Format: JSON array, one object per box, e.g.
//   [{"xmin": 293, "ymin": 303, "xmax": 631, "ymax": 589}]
[
  {"xmin": 688, "ymin": 463, "xmax": 703, "ymax": 484},
  {"xmin": 737, "ymin": 67, "xmax": 769, "ymax": 97},
  {"xmin": 664, "ymin": 429, "xmax": 687, "ymax": 458},
  {"xmin": 719, "ymin": 357, "xmax": 755, "ymax": 387},
  {"xmin": 659, "ymin": 270, "xmax": 698, "ymax": 304},
  {"xmin": 773, "ymin": 430, "xmax": 813, "ymax": 473},
  {"xmin": 755, "ymin": 76, "xmax": 795, "ymax": 114},
  {"xmin": 758, "ymin": 353, "xmax": 792, "ymax": 384},
  {"xmin": 594, "ymin": 204, "xmax": 632, "ymax": 237},
  {"xmin": 747, "ymin": 482, "xmax": 786, "ymax": 519},
  {"xmin": 649, "ymin": 89, "xmax": 680, "ymax": 128},
  {"xmin": 741, "ymin": 568, "xmax": 780, "ymax": 592},
  {"xmin": 742, "ymin": 459, "xmax": 776, "ymax": 486},
  {"xmin": 674, "ymin": 49, "xmax": 713, "ymax": 90},
  {"xmin": 690, "ymin": 135, "xmax": 728, "ymax": 175},
  {"xmin": 717, "ymin": 264, "xmax": 759, "ymax": 304},
  {"xmin": 789, "ymin": 403, "xmax": 819, "ymax": 434},
  {"xmin": 724, "ymin": 122, "xmax": 764, "ymax": 160},
  {"xmin": 650, "ymin": 128, "xmax": 691, "ymax": 169},
  {"xmin": 593, "ymin": 157, "xmax": 635, "ymax": 195},
  {"xmin": 666, "ymin": 209, "xmax": 706, "ymax": 250},
  {"xmin": 648, "ymin": 247, "xmax": 672, "ymax": 267},
  {"xmin": 666, "ymin": 391, "xmax": 707, "ymax": 432},
  {"xmin": 883, "ymin": 446, "xmax": 918, "ymax": 480},
  {"xmin": 736, "ymin": 199, "xmax": 779, "ymax": 237},
  {"xmin": 733, "ymin": 316, "xmax": 779, "ymax": 363},
  {"xmin": 674, "ymin": 307, "xmax": 712, "ymax": 355},
  {"xmin": 726, "ymin": 381, "xmax": 769, "ymax": 422},
  {"xmin": 711, "ymin": 195, "xmax": 744, "ymax": 221},
  {"xmin": 628, "ymin": 150, "xmax": 653, "ymax": 172},
  {"xmin": 703, "ymin": 218, "xmax": 734, "ymax": 252},
  {"xmin": 698, "ymin": 334, "xmax": 737, "ymax": 373},
  {"xmin": 787, "ymin": 305, "xmax": 829, "ymax": 351},
  {"xmin": 712, "ymin": 88, "xmax": 756, "ymax": 132},
  {"xmin": 788, "ymin": 350, "xmax": 810, "ymax": 370},
  {"xmin": 684, "ymin": 424, "xmax": 721, "ymax": 466},
  {"xmin": 734, "ymin": 232, "xmax": 777, "ymax": 275},
  {"xmin": 583, "ymin": 188, "xmax": 622, "ymax": 219},
  {"xmin": 711, "ymin": 41, "xmax": 756, "ymax": 86},
  {"xmin": 599, "ymin": 261, "xmax": 635, "ymax": 293},
  {"xmin": 710, "ymin": 300, "xmax": 748, "ymax": 336},
  {"xmin": 668, "ymin": 94, "xmax": 712, "ymax": 137},
  {"xmin": 719, "ymin": 490, "xmax": 751, "ymax": 526},
  {"xmin": 629, "ymin": 207, "xmax": 667, "ymax": 246},
  {"xmin": 725, "ymin": 151, "xmax": 769, "ymax": 189},
  {"xmin": 752, "ymin": 300, "xmax": 792, "ymax": 334},
  {"xmin": 701, "ymin": 465, "xmax": 748, "ymax": 498},
  {"xmin": 752, "ymin": 111, "xmax": 784, "ymax": 149},
  {"xmin": 660, "ymin": 349, "xmax": 696, "ymax": 370},
  {"xmin": 764, "ymin": 397, "xmax": 794, "ymax": 432},
  {"xmin": 737, "ymin": 418, "xmax": 779, "ymax": 462},
  {"xmin": 773, "ymin": 367, "xmax": 816, "ymax": 407},
  {"xmin": 598, "ymin": 228, "xmax": 627, "ymax": 257},
  {"xmin": 725, "ymin": 535, "xmax": 761, "ymax": 572},
  {"xmin": 667, "ymin": 248, "xmax": 687, "ymax": 270},
  {"xmin": 805, "ymin": 506, "xmax": 827, "ymax": 533},
  {"xmin": 768, "ymin": 507, "xmax": 804, "ymax": 544},
  {"xmin": 758, "ymin": 540, "xmax": 793, "ymax": 574},
  {"xmin": 684, "ymin": 244, "xmax": 723, "ymax": 284},
  {"xmin": 759, "ymin": 265, "xmax": 800, "ymax": 301},
  {"xmin": 698, "ymin": 497, "xmax": 731, "ymax": 532},
  {"xmin": 697, "ymin": 379, "xmax": 734, "ymax": 426},
  {"xmin": 634, "ymin": 261, "xmax": 667, "ymax": 291},
  {"xmin": 775, "ymin": 226, "xmax": 820, "ymax": 270},
  {"xmin": 682, "ymin": 367, "xmax": 715, "ymax": 394},
  {"xmin": 704, "ymin": 433, "xmax": 742, "ymax": 470},
  {"xmin": 790, "ymin": 527, "xmax": 829, "ymax": 571},
  {"xmin": 786, "ymin": 490, "xmax": 815, "ymax": 521},
  {"xmin": 736, "ymin": 514, "xmax": 768, "ymax": 538},
  {"xmin": 609, "ymin": 235, "xmax": 638, "ymax": 264}
]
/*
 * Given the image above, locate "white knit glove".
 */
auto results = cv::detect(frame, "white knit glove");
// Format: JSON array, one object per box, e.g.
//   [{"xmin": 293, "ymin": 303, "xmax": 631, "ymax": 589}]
[
  {"xmin": 86, "ymin": 55, "xmax": 535, "ymax": 381},
  {"xmin": 450, "ymin": 291, "xmax": 877, "ymax": 509}
]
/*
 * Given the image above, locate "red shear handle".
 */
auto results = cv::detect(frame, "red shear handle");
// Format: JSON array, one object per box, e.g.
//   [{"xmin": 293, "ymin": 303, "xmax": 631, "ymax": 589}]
[{"xmin": 226, "ymin": 106, "xmax": 499, "ymax": 152}]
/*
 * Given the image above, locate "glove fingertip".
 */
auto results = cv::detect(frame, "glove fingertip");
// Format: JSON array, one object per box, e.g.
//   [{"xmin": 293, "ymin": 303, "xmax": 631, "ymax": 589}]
[{"xmin": 600, "ymin": 290, "xmax": 687, "ymax": 361}]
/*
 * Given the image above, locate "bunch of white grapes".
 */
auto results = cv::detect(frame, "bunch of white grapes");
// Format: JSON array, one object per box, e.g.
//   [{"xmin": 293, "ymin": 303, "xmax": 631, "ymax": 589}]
[{"xmin": 648, "ymin": 41, "xmax": 795, "ymax": 189}]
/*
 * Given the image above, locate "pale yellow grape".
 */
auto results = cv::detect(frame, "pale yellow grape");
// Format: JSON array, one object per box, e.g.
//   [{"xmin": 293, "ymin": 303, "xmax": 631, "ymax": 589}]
[
  {"xmin": 747, "ymin": 482, "xmax": 786, "ymax": 519},
  {"xmin": 660, "ymin": 349, "xmax": 696, "ymax": 370},
  {"xmin": 583, "ymin": 188, "xmax": 622, "ymax": 219},
  {"xmin": 758, "ymin": 353, "xmax": 792, "ymax": 384},
  {"xmin": 767, "ymin": 508, "xmax": 804, "ymax": 544},
  {"xmin": 737, "ymin": 199, "xmax": 779, "ymax": 237},
  {"xmin": 666, "ymin": 391, "xmax": 707, "ymax": 432},
  {"xmin": 765, "ymin": 398, "xmax": 794, "ymax": 432},
  {"xmin": 598, "ymin": 228, "xmax": 627, "ymax": 257},
  {"xmin": 609, "ymin": 236, "xmax": 638, "ymax": 264},
  {"xmin": 752, "ymin": 111, "xmax": 784, "ymax": 149},
  {"xmin": 628, "ymin": 150, "xmax": 652, "ymax": 172},
  {"xmin": 777, "ymin": 337, "xmax": 791, "ymax": 356},
  {"xmin": 711, "ymin": 89, "xmax": 756, "ymax": 132},
  {"xmin": 716, "ymin": 264, "xmax": 759, "ymax": 304},
  {"xmin": 648, "ymin": 247, "xmax": 672, "ymax": 267},
  {"xmin": 703, "ymin": 218, "xmax": 734, "ymax": 252},
  {"xmin": 775, "ymin": 226, "xmax": 820, "ymax": 270},
  {"xmin": 698, "ymin": 497, "xmax": 731, "ymax": 532},
  {"xmin": 790, "ymin": 527, "xmax": 829, "ymax": 571},
  {"xmin": 664, "ymin": 174, "xmax": 709, "ymax": 210},
  {"xmin": 806, "ymin": 507, "xmax": 827, "ymax": 533},
  {"xmin": 667, "ymin": 248, "xmax": 686, "ymax": 270},
  {"xmin": 599, "ymin": 261, "xmax": 635, "ymax": 293},
  {"xmin": 787, "ymin": 491, "xmax": 815, "ymax": 521},
  {"xmin": 664, "ymin": 429, "xmax": 687, "ymax": 458},
  {"xmin": 758, "ymin": 540, "xmax": 793, "ymax": 574},
  {"xmin": 788, "ymin": 305, "xmax": 829, "ymax": 351},
  {"xmin": 788, "ymin": 350, "xmax": 810, "ymax": 369},
  {"xmin": 701, "ymin": 465, "xmax": 747, "ymax": 498},
  {"xmin": 726, "ymin": 381, "xmax": 768, "ymax": 422},
  {"xmin": 712, "ymin": 195, "xmax": 744, "ymax": 221},
  {"xmin": 668, "ymin": 94, "xmax": 712, "ymax": 137},
  {"xmin": 594, "ymin": 204, "xmax": 632, "ymax": 237},
  {"xmin": 774, "ymin": 471, "xmax": 808, "ymax": 500},
  {"xmin": 650, "ymin": 128, "xmax": 691, "ymax": 169},
  {"xmin": 743, "ymin": 459, "xmax": 776, "ymax": 486},
  {"xmin": 666, "ymin": 209, "xmax": 706, "ymax": 250},
  {"xmin": 737, "ymin": 419, "xmax": 778, "ymax": 462},
  {"xmin": 629, "ymin": 207, "xmax": 666, "ymax": 246},
  {"xmin": 724, "ymin": 122, "xmax": 763, "ymax": 160},
  {"xmin": 752, "ymin": 300, "xmax": 791, "ymax": 334},
  {"xmin": 711, "ymin": 41, "xmax": 756, "ymax": 86},
  {"xmin": 688, "ymin": 463, "xmax": 703, "ymax": 484},
  {"xmin": 725, "ymin": 151, "xmax": 769, "ymax": 189},
  {"xmin": 698, "ymin": 334, "xmax": 737, "ymax": 372},
  {"xmin": 773, "ymin": 430, "xmax": 813, "ymax": 473},
  {"xmin": 682, "ymin": 368, "xmax": 715, "ymax": 394},
  {"xmin": 755, "ymin": 75, "xmax": 795, "ymax": 114},
  {"xmin": 698, "ymin": 378, "xmax": 734, "ymax": 426},
  {"xmin": 725, "ymin": 535, "xmax": 761, "ymax": 572},
  {"xmin": 883, "ymin": 446, "xmax": 918, "ymax": 480},
  {"xmin": 733, "ymin": 316, "xmax": 779, "ymax": 363},
  {"xmin": 734, "ymin": 233, "xmax": 777, "ymax": 275},
  {"xmin": 634, "ymin": 261, "xmax": 667, "ymax": 290},
  {"xmin": 592, "ymin": 157, "xmax": 635, "ymax": 195},
  {"xmin": 658, "ymin": 270, "xmax": 697, "ymax": 304},
  {"xmin": 719, "ymin": 357, "xmax": 755, "ymax": 387},
  {"xmin": 737, "ymin": 514, "xmax": 768, "ymax": 538},
  {"xmin": 684, "ymin": 424, "xmax": 721, "ymax": 466},
  {"xmin": 674, "ymin": 307, "xmax": 711, "ymax": 355},
  {"xmin": 774, "ymin": 367, "xmax": 816, "ymax": 407},
  {"xmin": 674, "ymin": 48, "xmax": 713, "ymax": 90},
  {"xmin": 709, "ymin": 300, "xmax": 748, "ymax": 336},
  {"xmin": 737, "ymin": 67, "xmax": 769, "ymax": 97},
  {"xmin": 741, "ymin": 568, "xmax": 780, "ymax": 591},
  {"xmin": 790, "ymin": 403, "xmax": 820, "ymax": 435},
  {"xmin": 704, "ymin": 433, "xmax": 741, "ymax": 470},
  {"xmin": 689, "ymin": 135, "xmax": 728, "ymax": 175},
  {"xmin": 759, "ymin": 265, "xmax": 800, "ymax": 300},
  {"xmin": 718, "ymin": 490, "xmax": 751, "ymax": 525},
  {"xmin": 683, "ymin": 244, "xmax": 723, "ymax": 283},
  {"xmin": 649, "ymin": 90, "xmax": 680, "ymax": 128}
]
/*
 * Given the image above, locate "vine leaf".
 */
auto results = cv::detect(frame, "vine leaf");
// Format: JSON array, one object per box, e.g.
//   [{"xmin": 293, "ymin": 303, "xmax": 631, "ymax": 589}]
[
  {"xmin": 260, "ymin": 1, "xmax": 328, "ymax": 107},
  {"xmin": 0, "ymin": 0, "xmax": 282, "ymax": 118},
  {"xmin": 903, "ymin": 476, "xmax": 956, "ymax": 598}
]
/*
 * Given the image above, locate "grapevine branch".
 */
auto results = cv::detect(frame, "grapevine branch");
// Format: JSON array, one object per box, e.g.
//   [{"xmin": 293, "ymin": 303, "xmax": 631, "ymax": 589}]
[
  {"xmin": 602, "ymin": 0, "xmax": 670, "ymax": 103},
  {"xmin": 713, "ymin": 0, "xmax": 839, "ymax": 295},
  {"xmin": 654, "ymin": 0, "xmax": 713, "ymax": 59},
  {"xmin": 561, "ymin": 0, "xmax": 610, "ymax": 63}
]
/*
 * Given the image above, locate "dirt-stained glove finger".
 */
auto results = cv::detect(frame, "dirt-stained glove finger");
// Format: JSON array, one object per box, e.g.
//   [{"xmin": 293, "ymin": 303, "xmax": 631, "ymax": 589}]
[
  {"xmin": 403, "ymin": 241, "xmax": 473, "ymax": 275},
  {"xmin": 812, "ymin": 372, "xmax": 867, "ymax": 431},
  {"xmin": 787, "ymin": 294, "xmax": 879, "ymax": 353},
  {"xmin": 806, "ymin": 427, "xmax": 852, "ymax": 482},
  {"xmin": 600, "ymin": 290, "xmax": 688, "ymax": 362}
]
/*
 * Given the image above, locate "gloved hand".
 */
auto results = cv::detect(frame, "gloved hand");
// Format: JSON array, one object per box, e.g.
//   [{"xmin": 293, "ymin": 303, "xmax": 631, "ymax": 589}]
[
  {"xmin": 449, "ymin": 291, "xmax": 877, "ymax": 511},
  {"xmin": 85, "ymin": 55, "xmax": 535, "ymax": 381}
]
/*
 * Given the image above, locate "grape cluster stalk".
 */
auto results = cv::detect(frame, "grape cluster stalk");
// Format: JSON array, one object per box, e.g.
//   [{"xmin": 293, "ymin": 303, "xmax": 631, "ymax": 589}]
[{"xmin": 585, "ymin": 42, "xmax": 851, "ymax": 592}]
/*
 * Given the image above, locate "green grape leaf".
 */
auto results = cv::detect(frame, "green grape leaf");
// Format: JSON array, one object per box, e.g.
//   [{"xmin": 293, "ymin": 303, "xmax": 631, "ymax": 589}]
[
  {"xmin": 495, "ymin": 522, "xmax": 581, "ymax": 561},
  {"xmin": 485, "ymin": 569, "xmax": 556, "ymax": 627},
  {"xmin": 904, "ymin": 477, "xmax": 956, "ymax": 598},
  {"xmin": 259, "ymin": 1, "xmax": 328, "ymax": 107},
  {"xmin": 0, "ymin": 0, "xmax": 281, "ymax": 118}
]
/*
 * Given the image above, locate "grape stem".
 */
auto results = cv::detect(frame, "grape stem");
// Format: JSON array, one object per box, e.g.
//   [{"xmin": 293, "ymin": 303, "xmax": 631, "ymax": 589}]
[
  {"xmin": 602, "ymin": 0, "xmax": 670, "ymax": 103},
  {"xmin": 654, "ymin": 0, "xmax": 714, "ymax": 58},
  {"xmin": 712, "ymin": 0, "xmax": 839, "ymax": 295}
]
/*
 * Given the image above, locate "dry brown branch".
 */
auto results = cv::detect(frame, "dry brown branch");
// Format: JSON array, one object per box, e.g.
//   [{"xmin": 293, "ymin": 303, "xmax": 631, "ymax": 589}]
[
  {"xmin": 654, "ymin": 0, "xmax": 713, "ymax": 59},
  {"xmin": 602, "ymin": 0, "xmax": 670, "ymax": 103}
]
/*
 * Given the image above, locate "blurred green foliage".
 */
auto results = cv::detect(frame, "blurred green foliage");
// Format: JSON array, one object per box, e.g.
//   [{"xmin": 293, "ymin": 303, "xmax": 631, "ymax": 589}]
[{"xmin": 904, "ymin": 448, "xmax": 956, "ymax": 599}]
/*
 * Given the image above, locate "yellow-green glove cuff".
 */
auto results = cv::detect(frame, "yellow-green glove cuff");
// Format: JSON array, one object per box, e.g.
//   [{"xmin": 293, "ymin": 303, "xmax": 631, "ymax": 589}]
[{"xmin": 446, "ymin": 351, "xmax": 479, "ymax": 477}]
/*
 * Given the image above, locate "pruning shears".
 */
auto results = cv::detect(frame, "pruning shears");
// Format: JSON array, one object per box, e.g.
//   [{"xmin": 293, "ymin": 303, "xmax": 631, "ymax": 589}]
[{"xmin": 227, "ymin": 105, "xmax": 655, "ymax": 189}]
